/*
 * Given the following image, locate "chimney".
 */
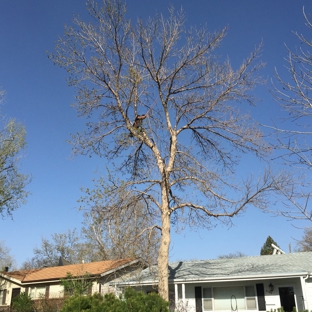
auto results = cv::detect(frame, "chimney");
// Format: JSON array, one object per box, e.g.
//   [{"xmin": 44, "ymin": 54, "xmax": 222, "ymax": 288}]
[{"xmin": 4, "ymin": 266, "xmax": 9, "ymax": 272}]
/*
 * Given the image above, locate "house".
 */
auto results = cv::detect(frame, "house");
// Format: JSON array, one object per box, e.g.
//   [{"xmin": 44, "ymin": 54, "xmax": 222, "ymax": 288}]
[
  {"xmin": 113, "ymin": 252, "xmax": 312, "ymax": 312},
  {"xmin": 0, "ymin": 258, "xmax": 142, "ymax": 310}
]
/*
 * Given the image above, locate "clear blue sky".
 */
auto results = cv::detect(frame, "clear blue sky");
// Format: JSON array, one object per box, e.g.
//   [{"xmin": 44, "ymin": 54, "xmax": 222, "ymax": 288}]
[{"xmin": 1, "ymin": 0, "xmax": 312, "ymax": 268}]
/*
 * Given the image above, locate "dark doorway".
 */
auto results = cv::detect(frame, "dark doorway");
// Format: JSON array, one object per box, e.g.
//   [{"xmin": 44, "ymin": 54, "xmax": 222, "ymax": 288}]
[
  {"xmin": 10, "ymin": 288, "xmax": 21, "ymax": 306},
  {"xmin": 279, "ymin": 287, "xmax": 296, "ymax": 312},
  {"xmin": 195, "ymin": 286, "xmax": 202, "ymax": 312}
]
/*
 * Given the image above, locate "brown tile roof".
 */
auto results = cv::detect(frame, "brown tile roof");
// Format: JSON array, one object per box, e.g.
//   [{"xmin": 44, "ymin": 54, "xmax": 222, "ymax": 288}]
[
  {"xmin": 3, "ymin": 269, "xmax": 39, "ymax": 282},
  {"xmin": 3, "ymin": 258, "xmax": 136, "ymax": 283}
]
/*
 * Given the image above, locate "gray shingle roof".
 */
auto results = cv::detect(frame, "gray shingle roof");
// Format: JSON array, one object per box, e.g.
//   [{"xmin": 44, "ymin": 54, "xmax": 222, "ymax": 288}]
[{"xmin": 119, "ymin": 252, "xmax": 312, "ymax": 285}]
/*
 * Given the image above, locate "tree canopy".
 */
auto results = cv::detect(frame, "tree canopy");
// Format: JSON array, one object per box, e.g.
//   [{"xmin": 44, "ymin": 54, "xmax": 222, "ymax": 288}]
[
  {"xmin": 22, "ymin": 192, "xmax": 159, "ymax": 269},
  {"xmin": 0, "ymin": 240, "xmax": 15, "ymax": 271},
  {"xmin": 273, "ymin": 8, "xmax": 312, "ymax": 222},
  {"xmin": 50, "ymin": 0, "xmax": 288, "ymax": 299},
  {"xmin": 21, "ymin": 229, "xmax": 93, "ymax": 269},
  {"xmin": 0, "ymin": 90, "xmax": 29, "ymax": 218},
  {"xmin": 80, "ymin": 178, "xmax": 159, "ymax": 265},
  {"xmin": 297, "ymin": 227, "xmax": 312, "ymax": 252}
]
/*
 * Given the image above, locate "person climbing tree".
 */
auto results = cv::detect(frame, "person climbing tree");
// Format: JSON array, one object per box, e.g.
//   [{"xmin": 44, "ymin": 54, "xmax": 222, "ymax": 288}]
[
  {"xmin": 132, "ymin": 100, "xmax": 157, "ymax": 136},
  {"xmin": 133, "ymin": 114, "xmax": 146, "ymax": 130},
  {"xmin": 129, "ymin": 114, "xmax": 147, "ymax": 138}
]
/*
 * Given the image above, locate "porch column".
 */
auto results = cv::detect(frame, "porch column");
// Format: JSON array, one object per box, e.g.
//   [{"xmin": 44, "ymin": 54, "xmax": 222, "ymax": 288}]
[
  {"xmin": 175, "ymin": 284, "xmax": 178, "ymax": 304},
  {"xmin": 300, "ymin": 276, "xmax": 308, "ymax": 311},
  {"xmin": 182, "ymin": 283, "xmax": 185, "ymax": 301}
]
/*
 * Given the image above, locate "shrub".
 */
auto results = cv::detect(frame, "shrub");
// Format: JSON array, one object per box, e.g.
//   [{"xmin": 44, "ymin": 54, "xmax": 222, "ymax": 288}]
[
  {"xmin": 60, "ymin": 292, "xmax": 104, "ymax": 312},
  {"xmin": 123, "ymin": 287, "xmax": 169, "ymax": 312},
  {"xmin": 12, "ymin": 292, "xmax": 34, "ymax": 312},
  {"xmin": 60, "ymin": 288, "xmax": 169, "ymax": 312}
]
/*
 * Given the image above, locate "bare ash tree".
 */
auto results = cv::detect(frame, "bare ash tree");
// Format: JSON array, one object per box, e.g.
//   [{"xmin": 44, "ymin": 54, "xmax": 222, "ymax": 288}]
[
  {"xmin": 50, "ymin": 0, "xmax": 288, "ymax": 300},
  {"xmin": 297, "ymin": 227, "xmax": 312, "ymax": 251},
  {"xmin": 21, "ymin": 229, "xmax": 94, "ymax": 269},
  {"xmin": 0, "ymin": 241, "xmax": 16, "ymax": 289},
  {"xmin": 0, "ymin": 241, "xmax": 15, "ymax": 271},
  {"xmin": 273, "ymin": 8, "xmax": 312, "ymax": 222}
]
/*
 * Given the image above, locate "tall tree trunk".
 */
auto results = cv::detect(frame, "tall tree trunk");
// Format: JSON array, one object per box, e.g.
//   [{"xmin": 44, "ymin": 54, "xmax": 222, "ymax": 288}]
[{"xmin": 158, "ymin": 202, "xmax": 171, "ymax": 301}]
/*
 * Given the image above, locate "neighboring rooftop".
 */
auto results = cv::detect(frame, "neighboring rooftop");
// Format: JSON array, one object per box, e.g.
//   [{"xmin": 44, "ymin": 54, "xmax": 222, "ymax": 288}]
[
  {"xmin": 119, "ymin": 252, "xmax": 312, "ymax": 285},
  {"xmin": 1, "ymin": 258, "xmax": 136, "ymax": 283}
]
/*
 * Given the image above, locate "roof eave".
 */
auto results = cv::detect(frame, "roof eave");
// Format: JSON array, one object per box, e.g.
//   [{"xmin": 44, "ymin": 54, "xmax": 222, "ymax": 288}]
[
  {"xmin": 100, "ymin": 259, "xmax": 141, "ymax": 278},
  {"xmin": 0, "ymin": 274, "xmax": 24, "ymax": 285},
  {"xmin": 112, "ymin": 271, "xmax": 310, "ymax": 287},
  {"xmin": 169, "ymin": 272, "xmax": 310, "ymax": 284},
  {"xmin": 22, "ymin": 273, "xmax": 101, "ymax": 284}
]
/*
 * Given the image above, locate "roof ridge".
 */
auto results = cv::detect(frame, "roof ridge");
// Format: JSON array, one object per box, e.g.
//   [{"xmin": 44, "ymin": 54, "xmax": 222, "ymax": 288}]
[
  {"xmin": 46, "ymin": 257, "xmax": 136, "ymax": 269},
  {"xmin": 169, "ymin": 251, "xmax": 312, "ymax": 265}
]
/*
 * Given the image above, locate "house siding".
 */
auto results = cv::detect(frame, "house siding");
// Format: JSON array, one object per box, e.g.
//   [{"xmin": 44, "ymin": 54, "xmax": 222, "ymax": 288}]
[
  {"xmin": 48, "ymin": 284, "xmax": 64, "ymax": 298},
  {"xmin": 0, "ymin": 280, "xmax": 24, "ymax": 309},
  {"xmin": 305, "ymin": 278, "xmax": 312, "ymax": 311},
  {"xmin": 129, "ymin": 277, "xmax": 307, "ymax": 312},
  {"xmin": 0, "ymin": 258, "xmax": 142, "ymax": 307},
  {"xmin": 264, "ymin": 278, "xmax": 303, "ymax": 311},
  {"xmin": 114, "ymin": 253, "xmax": 312, "ymax": 312}
]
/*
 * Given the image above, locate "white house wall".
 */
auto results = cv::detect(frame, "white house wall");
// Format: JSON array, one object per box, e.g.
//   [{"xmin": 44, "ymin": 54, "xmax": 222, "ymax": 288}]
[
  {"xmin": 0, "ymin": 278, "xmax": 25, "ymax": 307},
  {"xmin": 261, "ymin": 278, "xmax": 304, "ymax": 311},
  {"xmin": 48, "ymin": 284, "xmax": 64, "ymax": 298},
  {"xmin": 167, "ymin": 277, "xmax": 306, "ymax": 312},
  {"xmin": 305, "ymin": 278, "xmax": 312, "ymax": 312}
]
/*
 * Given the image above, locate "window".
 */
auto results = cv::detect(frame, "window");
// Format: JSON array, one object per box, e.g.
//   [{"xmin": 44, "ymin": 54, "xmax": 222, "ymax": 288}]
[
  {"xmin": 0, "ymin": 289, "xmax": 6, "ymax": 305},
  {"xmin": 29, "ymin": 286, "xmax": 46, "ymax": 299},
  {"xmin": 203, "ymin": 288, "xmax": 212, "ymax": 311},
  {"xmin": 0, "ymin": 290, "xmax": 3, "ymax": 304},
  {"xmin": 245, "ymin": 286, "xmax": 257, "ymax": 310}
]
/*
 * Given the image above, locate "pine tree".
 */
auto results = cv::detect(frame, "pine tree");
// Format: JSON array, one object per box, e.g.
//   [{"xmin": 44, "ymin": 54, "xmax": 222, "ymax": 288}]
[{"xmin": 260, "ymin": 236, "xmax": 279, "ymax": 255}]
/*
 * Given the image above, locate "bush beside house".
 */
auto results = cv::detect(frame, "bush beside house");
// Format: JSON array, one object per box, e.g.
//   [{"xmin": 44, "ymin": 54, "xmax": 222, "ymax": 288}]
[
  {"xmin": 60, "ymin": 288, "xmax": 169, "ymax": 312},
  {"xmin": 11, "ymin": 288, "xmax": 168, "ymax": 312}
]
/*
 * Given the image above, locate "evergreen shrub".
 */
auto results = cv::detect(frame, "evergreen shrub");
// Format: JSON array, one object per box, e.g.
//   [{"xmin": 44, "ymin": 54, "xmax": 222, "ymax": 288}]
[{"xmin": 60, "ymin": 287, "xmax": 169, "ymax": 312}]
